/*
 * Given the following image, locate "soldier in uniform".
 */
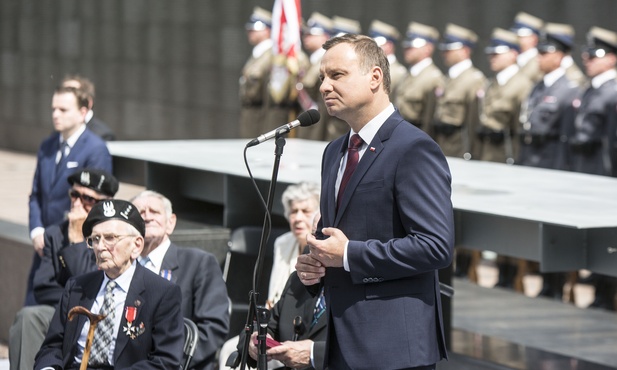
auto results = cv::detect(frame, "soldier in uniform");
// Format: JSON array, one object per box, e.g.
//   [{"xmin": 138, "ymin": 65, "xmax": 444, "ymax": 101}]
[
  {"xmin": 568, "ymin": 27, "xmax": 617, "ymax": 176},
  {"xmin": 369, "ymin": 20, "xmax": 409, "ymax": 95},
  {"xmin": 434, "ymin": 23, "xmax": 487, "ymax": 160},
  {"xmin": 518, "ymin": 23, "xmax": 580, "ymax": 170},
  {"xmin": 558, "ymin": 24, "xmax": 588, "ymax": 87},
  {"xmin": 477, "ymin": 29, "xmax": 534, "ymax": 289},
  {"xmin": 478, "ymin": 28, "xmax": 533, "ymax": 164},
  {"xmin": 517, "ymin": 23, "xmax": 581, "ymax": 297},
  {"xmin": 296, "ymin": 12, "xmax": 334, "ymax": 141},
  {"xmin": 434, "ymin": 24, "xmax": 486, "ymax": 279},
  {"xmin": 569, "ymin": 27, "xmax": 617, "ymax": 311},
  {"xmin": 393, "ymin": 22, "xmax": 444, "ymax": 137},
  {"xmin": 511, "ymin": 12, "xmax": 544, "ymax": 84},
  {"xmin": 317, "ymin": 16, "xmax": 362, "ymax": 140},
  {"xmin": 239, "ymin": 7, "xmax": 274, "ymax": 139}
]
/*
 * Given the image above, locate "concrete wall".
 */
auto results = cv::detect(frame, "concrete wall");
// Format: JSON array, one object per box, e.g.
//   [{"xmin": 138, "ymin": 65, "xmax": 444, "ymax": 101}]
[{"xmin": 1, "ymin": 0, "xmax": 616, "ymax": 153}]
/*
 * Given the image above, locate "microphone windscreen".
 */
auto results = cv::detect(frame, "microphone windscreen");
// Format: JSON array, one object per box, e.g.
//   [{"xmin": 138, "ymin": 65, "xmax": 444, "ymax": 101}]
[{"xmin": 298, "ymin": 109, "xmax": 321, "ymax": 127}]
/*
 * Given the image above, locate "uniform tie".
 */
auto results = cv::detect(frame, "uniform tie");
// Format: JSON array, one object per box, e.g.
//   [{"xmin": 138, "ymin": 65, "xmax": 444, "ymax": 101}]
[
  {"xmin": 337, "ymin": 134, "xmax": 363, "ymax": 210},
  {"xmin": 89, "ymin": 280, "xmax": 117, "ymax": 366}
]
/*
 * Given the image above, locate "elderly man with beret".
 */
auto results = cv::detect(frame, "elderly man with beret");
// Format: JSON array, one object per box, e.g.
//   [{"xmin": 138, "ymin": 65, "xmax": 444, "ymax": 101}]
[
  {"xmin": 34, "ymin": 199, "xmax": 184, "ymax": 370},
  {"xmin": 9, "ymin": 168, "xmax": 119, "ymax": 370}
]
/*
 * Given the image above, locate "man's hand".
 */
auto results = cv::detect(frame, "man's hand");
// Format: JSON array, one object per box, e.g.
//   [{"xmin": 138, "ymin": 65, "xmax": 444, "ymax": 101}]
[
  {"xmin": 295, "ymin": 254, "xmax": 325, "ymax": 286},
  {"xmin": 268, "ymin": 339, "xmax": 313, "ymax": 368},
  {"xmin": 306, "ymin": 227, "xmax": 348, "ymax": 267},
  {"xmin": 67, "ymin": 203, "xmax": 88, "ymax": 244},
  {"xmin": 32, "ymin": 234, "xmax": 45, "ymax": 257}
]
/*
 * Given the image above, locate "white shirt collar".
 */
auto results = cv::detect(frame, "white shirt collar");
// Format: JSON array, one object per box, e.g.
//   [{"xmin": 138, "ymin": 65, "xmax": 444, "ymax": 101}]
[
  {"xmin": 104, "ymin": 261, "xmax": 137, "ymax": 294},
  {"xmin": 85, "ymin": 110, "xmax": 94, "ymax": 124},
  {"xmin": 253, "ymin": 39, "xmax": 273, "ymax": 59},
  {"xmin": 354, "ymin": 103, "xmax": 395, "ymax": 149},
  {"xmin": 410, "ymin": 58, "xmax": 433, "ymax": 76},
  {"xmin": 496, "ymin": 64, "xmax": 520, "ymax": 86},
  {"xmin": 60, "ymin": 124, "xmax": 87, "ymax": 148},
  {"xmin": 591, "ymin": 69, "xmax": 617, "ymax": 89},
  {"xmin": 543, "ymin": 67, "xmax": 566, "ymax": 88},
  {"xmin": 561, "ymin": 55, "xmax": 574, "ymax": 69},
  {"xmin": 517, "ymin": 48, "xmax": 538, "ymax": 67},
  {"xmin": 448, "ymin": 59, "xmax": 473, "ymax": 79},
  {"xmin": 140, "ymin": 238, "xmax": 171, "ymax": 274}
]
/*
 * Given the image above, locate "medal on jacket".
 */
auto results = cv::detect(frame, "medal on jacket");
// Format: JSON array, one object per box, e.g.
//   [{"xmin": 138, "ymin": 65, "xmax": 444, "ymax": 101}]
[{"xmin": 123, "ymin": 306, "xmax": 144, "ymax": 339}]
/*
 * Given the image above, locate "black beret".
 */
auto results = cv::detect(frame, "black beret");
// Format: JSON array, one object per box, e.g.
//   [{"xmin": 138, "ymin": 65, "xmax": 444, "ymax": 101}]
[
  {"xmin": 67, "ymin": 168, "xmax": 119, "ymax": 197},
  {"xmin": 82, "ymin": 199, "xmax": 145, "ymax": 238}
]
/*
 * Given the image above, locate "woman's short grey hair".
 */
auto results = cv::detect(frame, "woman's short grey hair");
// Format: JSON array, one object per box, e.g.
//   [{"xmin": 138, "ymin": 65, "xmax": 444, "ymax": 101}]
[{"xmin": 281, "ymin": 182, "xmax": 320, "ymax": 218}]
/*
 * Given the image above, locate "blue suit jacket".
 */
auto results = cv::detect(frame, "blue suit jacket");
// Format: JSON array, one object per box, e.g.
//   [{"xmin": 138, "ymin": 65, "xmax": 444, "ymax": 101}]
[
  {"xmin": 34, "ymin": 264, "xmax": 184, "ymax": 370},
  {"xmin": 29, "ymin": 128, "xmax": 112, "ymax": 232},
  {"xmin": 317, "ymin": 110, "xmax": 454, "ymax": 369}
]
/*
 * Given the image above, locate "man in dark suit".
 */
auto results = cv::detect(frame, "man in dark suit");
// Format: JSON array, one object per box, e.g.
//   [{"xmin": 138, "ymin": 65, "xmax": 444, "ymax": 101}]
[
  {"xmin": 34, "ymin": 199, "xmax": 184, "ymax": 369},
  {"xmin": 10, "ymin": 169, "xmax": 118, "ymax": 370},
  {"xmin": 62, "ymin": 75, "xmax": 116, "ymax": 141},
  {"xmin": 295, "ymin": 34, "xmax": 454, "ymax": 370},
  {"xmin": 131, "ymin": 190, "xmax": 230, "ymax": 370},
  {"xmin": 232, "ymin": 271, "xmax": 327, "ymax": 370},
  {"xmin": 26, "ymin": 85, "xmax": 112, "ymax": 306}
]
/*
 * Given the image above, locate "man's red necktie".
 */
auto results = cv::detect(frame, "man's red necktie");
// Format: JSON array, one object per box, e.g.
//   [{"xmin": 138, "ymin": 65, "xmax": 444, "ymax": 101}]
[{"xmin": 337, "ymin": 134, "xmax": 363, "ymax": 210}]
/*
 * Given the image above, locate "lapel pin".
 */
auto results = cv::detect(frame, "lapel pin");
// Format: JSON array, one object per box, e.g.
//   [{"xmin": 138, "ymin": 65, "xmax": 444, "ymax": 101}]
[{"xmin": 369, "ymin": 147, "xmax": 376, "ymax": 152}]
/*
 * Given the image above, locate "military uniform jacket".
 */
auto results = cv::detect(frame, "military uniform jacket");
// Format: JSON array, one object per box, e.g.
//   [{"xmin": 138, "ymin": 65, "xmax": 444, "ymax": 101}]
[
  {"xmin": 518, "ymin": 75, "xmax": 579, "ymax": 169},
  {"xmin": 388, "ymin": 58, "xmax": 409, "ymax": 98},
  {"xmin": 239, "ymin": 48, "xmax": 274, "ymax": 138},
  {"xmin": 295, "ymin": 51, "xmax": 328, "ymax": 141},
  {"xmin": 478, "ymin": 72, "xmax": 533, "ymax": 163},
  {"xmin": 433, "ymin": 65, "xmax": 487, "ymax": 158},
  {"xmin": 568, "ymin": 79, "xmax": 617, "ymax": 176},
  {"xmin": 394, "ymin": 62, "xmax": 445, "ymax": 137},
  {"xmin": 518, "ymin": 54, "xmax": 543, "ymax": 84}
]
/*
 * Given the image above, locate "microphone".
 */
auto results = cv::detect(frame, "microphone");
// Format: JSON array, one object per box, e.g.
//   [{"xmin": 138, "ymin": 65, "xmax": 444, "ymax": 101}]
[
  {"xmin": 292, "ymin": 316, "xmax": 304, "ymax": 341},
  {"xmin": 246, "ymin": 109, "xmax": 320, "ymax": 147}
]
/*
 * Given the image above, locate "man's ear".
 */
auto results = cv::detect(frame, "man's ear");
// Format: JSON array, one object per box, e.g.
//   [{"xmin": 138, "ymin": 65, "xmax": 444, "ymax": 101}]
[{"xmin": 369, "ymin": 66, "xmax": 384, "ymax": 91}]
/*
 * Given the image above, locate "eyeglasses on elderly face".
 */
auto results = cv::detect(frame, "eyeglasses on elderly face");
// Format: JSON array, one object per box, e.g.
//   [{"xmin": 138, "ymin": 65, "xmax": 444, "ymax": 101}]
[
  {"xmin": 86, "ymin": 234, "xmax": 137, "ymax": 249},
  {"xmin": 68, "ymin": 189, "xmax": 103, "ymax": 206}
]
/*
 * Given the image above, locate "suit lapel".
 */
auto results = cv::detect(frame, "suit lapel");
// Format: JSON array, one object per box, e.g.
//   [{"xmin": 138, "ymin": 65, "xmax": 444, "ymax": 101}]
[
  {"xmin": 334, "ymin": 113, "xmax": 400, "ymax": 224},
  {"xmin": 66, "ymin": 272, "xmax": 104, "ymax": 357},
  {"xmin": 114, "ymin": 265, "xmax": 146, "ymax": 362},
  {"xmin": 325, "ymin": 138, "xmax": 346, "ymax": 227}
]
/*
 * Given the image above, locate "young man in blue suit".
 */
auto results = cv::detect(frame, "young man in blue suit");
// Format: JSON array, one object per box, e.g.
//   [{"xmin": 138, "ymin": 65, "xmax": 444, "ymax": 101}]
[
  {"xmin": 34, "ymin": 199, "xmax": 184, "ymax": 370},
  {"xmin": 26, "ymin": 86, "xmax": 112, "ymax": 306},
  {"xmin": 295, "ymin": 34, "xmax": 455, "ymax": 370}
]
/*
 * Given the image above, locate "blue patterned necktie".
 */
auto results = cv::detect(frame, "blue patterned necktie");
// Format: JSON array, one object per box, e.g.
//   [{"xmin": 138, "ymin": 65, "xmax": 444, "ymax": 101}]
[
  {"xmin": 89, "ymin": 280, "xmax": 117, "ymax": 365},
  {"xmin": 311, "ymin": 288, "xmax": 326, "ymax": 329}
]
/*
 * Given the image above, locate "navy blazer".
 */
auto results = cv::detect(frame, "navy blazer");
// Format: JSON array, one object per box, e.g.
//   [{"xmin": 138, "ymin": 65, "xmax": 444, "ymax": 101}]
[
  {"xmin": 161, "ymin": 244, "xmax": 230, "ymax": 370},
  {"xmin": 316, "ymin": 110, "xmax": 454, "ymax": 369},
  {"xmin": 34, "ymin": 264, "xmax": 184, "ymax": 370},
  {"xmin": 29, "ymin": 128, "xmax": 112, "ymax": 232}
]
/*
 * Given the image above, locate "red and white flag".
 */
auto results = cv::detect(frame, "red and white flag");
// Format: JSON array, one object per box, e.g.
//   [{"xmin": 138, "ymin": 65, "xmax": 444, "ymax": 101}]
[{"xmin": 269, "ymin": 0, "xmax": 302, "ymax": 104}]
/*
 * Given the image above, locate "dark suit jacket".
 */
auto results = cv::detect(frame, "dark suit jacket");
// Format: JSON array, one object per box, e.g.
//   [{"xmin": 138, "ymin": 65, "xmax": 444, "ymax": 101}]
[
  {"xmin": 316, "ymin": 110, "xmax": 454, "ymax": 369},
  {"xmin": 34, "ymin": 264, "xmax": 184, "ymax": 370},
  {"xmin": 33, "ymin": 220, "xmax": 71, "ymax": 305},
  {"xmin": 57, "ymin": 242, "xmax": 230, "ymax": 370},
  {"xmin": 87, "ymin": 115, "xmax": 116, "ymax": 141},
  {"xmin": 237, "ymin": 271, "xmax": 327, "ymax": 370},
  {"xmin": 29, "ymin": 129, "xmax": 112, "ymax": 231},
  {"xmin": 161, "ymin": 244, "xmax": 230, "ymax": 370}
]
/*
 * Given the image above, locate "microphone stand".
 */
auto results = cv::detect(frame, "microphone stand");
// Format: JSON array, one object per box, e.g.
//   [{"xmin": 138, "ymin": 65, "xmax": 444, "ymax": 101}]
[{"xmin": 239, "ymin": 136, "xmax": 288, "ymax": 370}]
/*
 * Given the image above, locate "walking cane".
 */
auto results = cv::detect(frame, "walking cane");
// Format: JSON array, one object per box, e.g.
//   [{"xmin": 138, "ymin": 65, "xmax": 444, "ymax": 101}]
[{"xmin": 68, "ymin": 306, "xmax": 106, "ymax": 370}]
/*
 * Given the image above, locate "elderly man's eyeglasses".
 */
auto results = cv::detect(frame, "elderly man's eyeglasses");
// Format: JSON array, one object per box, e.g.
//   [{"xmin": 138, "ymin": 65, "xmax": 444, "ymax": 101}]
[
  {"xmin": 68, "ymin": 189, "xmax": 103, "ymax": 206},
  {"xmin": 86, "ymin": 234, "xmax": 136, "ymax": 249}
]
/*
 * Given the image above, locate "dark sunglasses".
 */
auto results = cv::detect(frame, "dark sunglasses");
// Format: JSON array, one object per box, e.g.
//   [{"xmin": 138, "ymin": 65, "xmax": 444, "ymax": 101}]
[{"xmin": 68, "ymin": 189, "xmax": 103, "ymax": 206}]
